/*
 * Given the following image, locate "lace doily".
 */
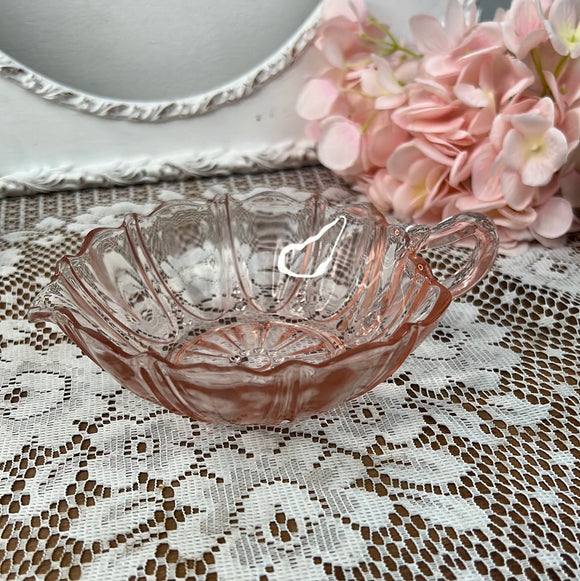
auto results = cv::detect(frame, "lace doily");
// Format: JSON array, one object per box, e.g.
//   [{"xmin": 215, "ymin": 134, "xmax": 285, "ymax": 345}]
[{"xmin": 1, "ymin": 167, "xmax": 579, "ymax": 580}]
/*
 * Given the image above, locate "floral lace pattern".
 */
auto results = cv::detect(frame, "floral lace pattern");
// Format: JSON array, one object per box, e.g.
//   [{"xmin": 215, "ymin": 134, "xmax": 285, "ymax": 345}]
[{"xmin": 1, "ymin": 167, "xmax": 579, "ymax": 580}]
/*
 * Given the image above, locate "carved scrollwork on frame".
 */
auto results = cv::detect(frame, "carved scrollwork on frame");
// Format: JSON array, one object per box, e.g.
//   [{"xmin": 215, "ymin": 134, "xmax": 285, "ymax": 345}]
[{"xmin": 0, "ymin": 142, "xmax": 319, "ymax": 197}]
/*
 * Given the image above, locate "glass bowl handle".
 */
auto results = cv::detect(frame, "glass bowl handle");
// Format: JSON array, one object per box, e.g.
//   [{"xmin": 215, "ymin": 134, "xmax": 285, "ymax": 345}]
[{"xmin": 409, "ymin": 213, "xmax": 499, "ymax": 300}]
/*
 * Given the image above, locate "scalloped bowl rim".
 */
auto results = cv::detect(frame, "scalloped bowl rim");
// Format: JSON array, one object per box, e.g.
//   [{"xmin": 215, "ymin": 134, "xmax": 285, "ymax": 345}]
[{"xmin": 29, "ymin": 194, "xmax": 453, "ymax": 377}]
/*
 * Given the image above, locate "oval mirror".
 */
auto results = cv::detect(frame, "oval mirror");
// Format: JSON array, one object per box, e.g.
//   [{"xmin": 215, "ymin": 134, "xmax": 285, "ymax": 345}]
[{"xmin": 0, "ymin": 0, "xmax": 320, "ymax": 119}]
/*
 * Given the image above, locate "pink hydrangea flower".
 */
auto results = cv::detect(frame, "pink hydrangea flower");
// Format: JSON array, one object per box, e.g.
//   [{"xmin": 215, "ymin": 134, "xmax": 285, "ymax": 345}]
[
  {"xmin": 297, "ymin": 0, "xmax": 580, "ymax": 253},
  {"xmin": 409, "ymin": 0, "xmax": 478, "ymax": 61},
  {"xmin": 544, "ymin": 0, "xmax": 580, "ymax": 57},
  {"xmin": 411, "ymin": 1, "xmax": 503, "ymax": 80},
  {"xmin": 296, "ymin": 77, "xmax": 340, "ymax": 121},
  {"xmin": 317, "ymin": 117, "xmax": 364, "ymax": 172},
  {"xmin": 359, "ymin": 55, "xmax": 408, "ymax": 110},
  {"xmin": 386, "ymin": 141, "xmax": 454, "ymax": 221},
  {"xmin": 501, "ymin": 0, "xmax": 550, "ymax": 58},
  {"xmin": 502, "ymin": 97, "xmax": 569, "ymax": 188}
]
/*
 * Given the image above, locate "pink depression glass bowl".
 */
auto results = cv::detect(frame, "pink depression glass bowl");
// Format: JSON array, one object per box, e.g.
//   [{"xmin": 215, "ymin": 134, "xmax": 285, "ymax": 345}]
[{"xmin": 29, "ymin": 191, "xmax": 498, "ymax": 424}]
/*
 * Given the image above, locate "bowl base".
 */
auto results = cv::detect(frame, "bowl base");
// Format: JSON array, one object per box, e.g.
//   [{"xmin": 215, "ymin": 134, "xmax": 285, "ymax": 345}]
[{"xmin": 172, "ymin": 321, "xmax": 342, "ymax": 370}]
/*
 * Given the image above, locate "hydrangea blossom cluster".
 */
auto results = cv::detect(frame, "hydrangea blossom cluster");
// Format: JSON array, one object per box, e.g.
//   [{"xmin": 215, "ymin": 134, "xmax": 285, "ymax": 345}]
[{"xmin": 297, "ymin": 0, "xmax": 580, "ymax": 253}]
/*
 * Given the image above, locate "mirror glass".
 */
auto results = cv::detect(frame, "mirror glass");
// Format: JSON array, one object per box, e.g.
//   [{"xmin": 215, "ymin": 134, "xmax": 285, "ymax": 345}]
[{"xmin": 0, "ymin": 0, "xmax": 319, "ymax": 101}]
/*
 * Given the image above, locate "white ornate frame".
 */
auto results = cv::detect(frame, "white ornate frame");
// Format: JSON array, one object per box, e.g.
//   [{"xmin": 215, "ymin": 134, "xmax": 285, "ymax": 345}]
[
  {"xmin": 0, "ymin": 4, "xmax": 322, "ymax": 197},
  {"xmin": 0, "ymin": 0, "xmax": 450, "ymax": 197}
]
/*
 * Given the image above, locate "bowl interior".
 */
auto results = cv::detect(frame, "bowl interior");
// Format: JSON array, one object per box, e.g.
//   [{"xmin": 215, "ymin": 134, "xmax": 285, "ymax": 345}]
[{"xmin": 32, "ymin": 192, "xmax": 449, "ymax": 372}]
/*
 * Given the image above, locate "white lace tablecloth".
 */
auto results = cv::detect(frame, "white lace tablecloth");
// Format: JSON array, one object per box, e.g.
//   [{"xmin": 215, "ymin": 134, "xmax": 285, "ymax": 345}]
[{"xmin": 1, "ymin": 167, "xmax": 579, "ymax": 581}]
